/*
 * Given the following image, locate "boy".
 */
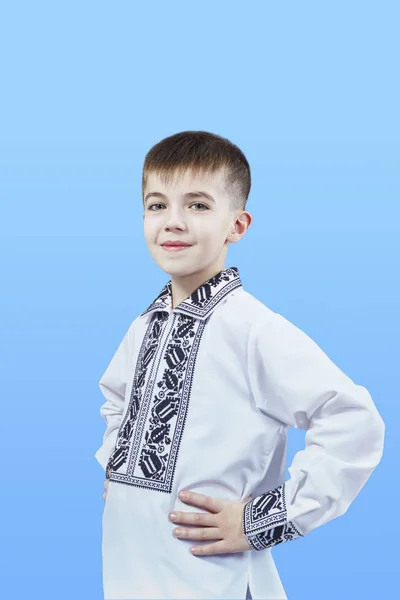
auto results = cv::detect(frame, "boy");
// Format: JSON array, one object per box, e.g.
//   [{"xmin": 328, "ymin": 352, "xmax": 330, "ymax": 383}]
[{"xmin": 95, "ymin": 131, "xmax": 385, "ymax": 600}]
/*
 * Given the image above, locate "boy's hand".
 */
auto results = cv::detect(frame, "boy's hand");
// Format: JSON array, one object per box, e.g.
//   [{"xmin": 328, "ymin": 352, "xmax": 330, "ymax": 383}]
[
  {"xmin": 168, "ymin": 490, "xmax": 253, "ymax": 555},
  {"xmin": 103, "ymin": 478, "xmax": 110, "ymax": 501}
]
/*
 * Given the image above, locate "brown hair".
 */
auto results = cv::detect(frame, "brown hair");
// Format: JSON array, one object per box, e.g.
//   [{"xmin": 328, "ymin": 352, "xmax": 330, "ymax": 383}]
[{"xmin": 142, "ymin": 130, "xmax": 251, "ymax": 212}]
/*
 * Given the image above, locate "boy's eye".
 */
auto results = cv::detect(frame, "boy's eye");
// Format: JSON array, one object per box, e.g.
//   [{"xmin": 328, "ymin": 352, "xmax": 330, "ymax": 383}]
[
  {"xmin": 191, "ymin": 202, "xmax": 208, "ymax": 211},
  {"xmin": 147, "ymin": 203, "xmax": 209, "ymax": 211}
]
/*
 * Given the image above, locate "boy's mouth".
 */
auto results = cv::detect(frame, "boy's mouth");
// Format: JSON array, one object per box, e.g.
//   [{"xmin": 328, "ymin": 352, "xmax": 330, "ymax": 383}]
[
  {"xmin": 161, "ymin": 240, "xmax": 193, "ymax": 252},
  {"xmin": 161, "ymin": 244, "xmax": 191, "ymax": 252}
]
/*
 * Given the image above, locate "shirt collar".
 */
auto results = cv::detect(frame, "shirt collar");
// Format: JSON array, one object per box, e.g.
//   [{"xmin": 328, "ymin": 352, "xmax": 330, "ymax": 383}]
[{"xmin": 140, "ymin": 266, "xmax": 243, "ymax": 321}]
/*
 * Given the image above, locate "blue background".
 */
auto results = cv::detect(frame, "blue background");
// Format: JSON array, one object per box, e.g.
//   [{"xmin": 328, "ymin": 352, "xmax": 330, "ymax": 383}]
[{"xmin": 0, "ymin": 1, "xmax": 398, "ymax": 598}]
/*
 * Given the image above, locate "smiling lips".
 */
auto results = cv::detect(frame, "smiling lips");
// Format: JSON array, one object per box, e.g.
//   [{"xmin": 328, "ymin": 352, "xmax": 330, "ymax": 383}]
[
  {"xmin": 162, "ymin": 244, "xmax": 191, "ymax": 253},
  {"xmin": 161, "ymin": 241, "xmax": 192, "ymax": 252},
  {"xmin": 162, "ymin": 241, "xmax": 192, "ymax": 246}
]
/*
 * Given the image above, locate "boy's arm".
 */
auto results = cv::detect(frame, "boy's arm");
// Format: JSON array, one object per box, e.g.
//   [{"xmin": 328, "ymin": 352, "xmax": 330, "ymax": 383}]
[
  {"xmin": 94, "ymin": 320, "xmax": 136, "ymax": 472},
  {"xmin": 243, "ymin": 312, "xmax": 385, "ymax": 550}
]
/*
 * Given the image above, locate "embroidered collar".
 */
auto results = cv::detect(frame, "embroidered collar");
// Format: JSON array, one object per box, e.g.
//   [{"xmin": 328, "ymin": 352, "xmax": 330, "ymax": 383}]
[{"xmin": 140, "ymin": 266, "xmax": 243, "ymax": 321}]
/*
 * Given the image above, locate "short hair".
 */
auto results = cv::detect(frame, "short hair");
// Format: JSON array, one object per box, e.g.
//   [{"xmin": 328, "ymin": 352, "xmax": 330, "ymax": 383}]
[{"xmin": 142, "ymin": 130, "xmax": 251, "ymax": 212}]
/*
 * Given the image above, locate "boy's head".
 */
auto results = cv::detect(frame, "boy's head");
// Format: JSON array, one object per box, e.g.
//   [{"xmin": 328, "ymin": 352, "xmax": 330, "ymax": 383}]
[{"xmin": 142, "ymin": 131, "xmax": 252, "ymax": 280}]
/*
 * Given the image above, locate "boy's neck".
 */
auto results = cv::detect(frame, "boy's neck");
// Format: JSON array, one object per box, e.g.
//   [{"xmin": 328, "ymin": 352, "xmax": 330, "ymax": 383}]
[{"xmin": 170, "ymin": 263, "xmax": 226, "ymax": 310}]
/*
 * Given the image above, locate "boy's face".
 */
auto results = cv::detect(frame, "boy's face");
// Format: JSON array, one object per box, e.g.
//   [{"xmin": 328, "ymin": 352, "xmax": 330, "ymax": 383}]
[{"xmin": 143, "ymin": 168, "xmax": 244, "ymax": 279}]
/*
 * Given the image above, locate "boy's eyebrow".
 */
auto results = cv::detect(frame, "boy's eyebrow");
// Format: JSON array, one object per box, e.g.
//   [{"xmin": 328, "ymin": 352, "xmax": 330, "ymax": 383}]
[{"xmin": 144, "ymin": 191, "xmax": 216, "ymax": 204}]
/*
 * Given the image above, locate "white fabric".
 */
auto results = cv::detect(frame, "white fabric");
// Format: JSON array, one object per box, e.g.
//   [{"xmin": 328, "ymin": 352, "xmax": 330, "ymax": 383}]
[{"xmin": 94, "ymin": 266, "xmax": 385, "ymax": 599}]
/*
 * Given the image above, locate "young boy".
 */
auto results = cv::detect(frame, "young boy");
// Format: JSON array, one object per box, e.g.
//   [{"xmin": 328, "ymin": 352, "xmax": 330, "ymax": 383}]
[{"xmin": 94, "ymin": 131, "xmax": 385, "ymax": 600}]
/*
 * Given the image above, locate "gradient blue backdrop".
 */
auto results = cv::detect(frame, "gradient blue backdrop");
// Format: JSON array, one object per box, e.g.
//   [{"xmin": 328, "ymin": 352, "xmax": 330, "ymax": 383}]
[{"xmin": 0, "ymin": 1, "xmax": 398, "ymax": 599}]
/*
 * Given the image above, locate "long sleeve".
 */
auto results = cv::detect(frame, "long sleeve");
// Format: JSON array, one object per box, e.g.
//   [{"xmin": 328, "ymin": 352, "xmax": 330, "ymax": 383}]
[
  {"xmin": 242, "ymin": 311, "xmax": 385, "ymax": 551},
  {"xmin": 94, "ymin": 319, "xmax": 137, "ymax": 473}
]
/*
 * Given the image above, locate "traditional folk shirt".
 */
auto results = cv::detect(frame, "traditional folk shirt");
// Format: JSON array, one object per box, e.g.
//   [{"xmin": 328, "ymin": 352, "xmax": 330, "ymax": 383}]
[{"xmin": 95, "ymin": 266, "xmax": 385, "ymax": 600}]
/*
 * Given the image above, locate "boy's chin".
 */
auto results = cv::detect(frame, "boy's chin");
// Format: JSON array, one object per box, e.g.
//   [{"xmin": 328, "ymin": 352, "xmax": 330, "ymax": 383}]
[
  {"xmin": 159, "ymin": 265, "xmax": 194, "ymax": 277},
  {"xmin": 156, "ymin": 260, "xmax": 203, "ymax": 278}
]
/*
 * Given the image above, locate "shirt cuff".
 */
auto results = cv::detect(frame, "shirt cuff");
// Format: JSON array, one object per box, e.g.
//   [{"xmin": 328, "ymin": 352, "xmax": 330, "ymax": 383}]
[{"xmin": 242, "ymin": 483, "xmax": 304, "ymax": 550}]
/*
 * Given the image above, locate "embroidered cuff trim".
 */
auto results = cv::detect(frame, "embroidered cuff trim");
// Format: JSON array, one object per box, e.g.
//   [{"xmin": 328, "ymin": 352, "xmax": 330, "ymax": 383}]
[{"xmin": 243, "ymin": 483, "xmax": 304, "ymax": 550}]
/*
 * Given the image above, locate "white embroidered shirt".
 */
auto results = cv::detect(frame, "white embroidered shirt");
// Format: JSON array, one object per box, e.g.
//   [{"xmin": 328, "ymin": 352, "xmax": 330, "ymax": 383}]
[{"xmin": 95, "ymin": 266, "xmax": 385, "ymax": 600}]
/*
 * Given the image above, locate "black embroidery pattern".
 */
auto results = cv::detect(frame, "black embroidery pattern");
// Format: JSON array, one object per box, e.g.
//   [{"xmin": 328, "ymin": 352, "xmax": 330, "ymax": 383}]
[
  {"xmin": 246, "ymin": 521, "xmax": 303, "ymax": 550},
  {"xmin": 105, "ymin": 314, "xmax": 168, "ymax": 480},
  {"xmin": 134, "ymin": 314, "xmax": 203, "ymax": 490},
  {"xmin": 106, "ymin": 266, "xmax": 242, "ymax": 493},
  {"xmin": 140, "ymin": 267, "xmax": 242, "ymax": 321},
  {"xmin": 242, "ymin": 483, "xmax": 303, "ymax": 550}
]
